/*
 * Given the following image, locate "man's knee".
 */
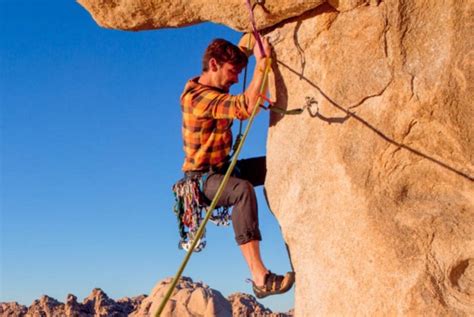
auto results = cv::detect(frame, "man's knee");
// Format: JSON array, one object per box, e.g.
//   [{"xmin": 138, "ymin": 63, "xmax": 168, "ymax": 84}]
[{"xmin": 235, "ymin": 180, "xmax": 255, "ymax": 200}]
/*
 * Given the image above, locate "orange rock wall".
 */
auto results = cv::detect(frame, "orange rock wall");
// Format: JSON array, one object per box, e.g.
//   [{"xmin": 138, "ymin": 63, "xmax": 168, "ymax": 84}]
[{"xmin": 265, "ymin": 1, "xmax": 473, "ymax": 315}]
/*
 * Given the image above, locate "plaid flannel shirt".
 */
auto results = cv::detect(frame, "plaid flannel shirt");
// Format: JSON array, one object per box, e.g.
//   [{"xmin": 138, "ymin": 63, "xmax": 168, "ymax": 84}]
[{"xmin": 180, "ymin": 77, "xmax": 251, "ymax": 172}]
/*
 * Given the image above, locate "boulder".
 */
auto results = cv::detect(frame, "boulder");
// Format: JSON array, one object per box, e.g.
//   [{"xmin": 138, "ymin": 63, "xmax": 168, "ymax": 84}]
[
  {"xmin": 131, "ymin": 276, "xmax": 232, "ymax": 316},
  {"xmin": 82, "ymin": 288, "xmax": 135, "ymax": 316},
  {"xmin": 79, "ymin": 0, "xmax": 474, "ymax": 315},
  {"xmin": 65, "ymin": 294, "xmax": 91, "ymax": 316},
  {"xmin": 117, "ymin": 295, "xmax": 148, "ymax": 314},
  {"xmin": 228, "ymin": 292, "xmax": 292, "ymax": 316},
  {"xmin": 27, "ymin": 295, "xmax": 65, "ymax": 317}
]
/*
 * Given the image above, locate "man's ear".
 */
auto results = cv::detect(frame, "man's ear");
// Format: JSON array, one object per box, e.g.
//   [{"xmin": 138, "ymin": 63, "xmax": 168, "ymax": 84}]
[{"xmin": 209, "ymin": 58, "xmax": 219, "ymax": 72}]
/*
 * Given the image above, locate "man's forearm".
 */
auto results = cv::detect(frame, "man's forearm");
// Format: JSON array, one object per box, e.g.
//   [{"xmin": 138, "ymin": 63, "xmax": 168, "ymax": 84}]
[
  {"xmin": 244, "ymin": 58, "xmax": 269, "ymax": 114},
  {"xmin": 239, "ymin": 33, "xmax": 271, "ymax": 115}
]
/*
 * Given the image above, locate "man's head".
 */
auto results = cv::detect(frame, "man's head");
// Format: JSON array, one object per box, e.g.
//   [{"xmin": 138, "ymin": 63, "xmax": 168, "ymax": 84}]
[{"xmin": 201, "ymin": 39, "xmax": 248, "ymax": 92}]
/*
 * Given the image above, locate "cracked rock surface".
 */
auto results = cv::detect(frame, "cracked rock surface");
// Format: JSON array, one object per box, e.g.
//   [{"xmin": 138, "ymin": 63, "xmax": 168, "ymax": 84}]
[
  {"xmin": 264, "ymin": 1, "xmax": 473, "ymax": 315},
  {"xmin": 78, "ymin": 0, "xmax": 474, "ymax": 315}
]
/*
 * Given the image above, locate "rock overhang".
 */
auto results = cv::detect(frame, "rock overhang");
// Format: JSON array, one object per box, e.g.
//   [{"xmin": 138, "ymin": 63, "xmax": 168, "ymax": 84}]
[{"xmin": 76, "ymin": 0, "xmax": 372, "ymax": 32}]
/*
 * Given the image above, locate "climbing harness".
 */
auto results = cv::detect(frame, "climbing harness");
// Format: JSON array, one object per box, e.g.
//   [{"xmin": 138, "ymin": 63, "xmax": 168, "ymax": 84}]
[{"xmin": 172, "ymin": 174, "xmax": 231, "ymax": 252}]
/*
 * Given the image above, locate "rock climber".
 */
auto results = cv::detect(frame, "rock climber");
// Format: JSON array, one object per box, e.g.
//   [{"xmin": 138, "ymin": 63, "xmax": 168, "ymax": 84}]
[{"xmin": 179, "ymin": 34, "xmax": 295, "ymax": 298}]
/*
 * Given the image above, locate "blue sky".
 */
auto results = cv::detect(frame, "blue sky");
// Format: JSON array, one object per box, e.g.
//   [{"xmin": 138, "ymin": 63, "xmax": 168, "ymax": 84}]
[{"xmin": 1, "ymin": 0, "xmax": 294, "ymax": 312}]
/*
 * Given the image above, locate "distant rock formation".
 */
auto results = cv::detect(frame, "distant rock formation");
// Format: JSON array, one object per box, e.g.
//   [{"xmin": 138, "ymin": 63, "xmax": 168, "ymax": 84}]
[
  {"xmin": 1, "ymin": 289, "xmax": 145, "ymax": 317},
  {"xmin": 0, "ymin": 277, "xmax": 292, "ymax": 316},
  {"xmin": 0, "ymin": 301, "xmax": 28, "ymax": 316}
]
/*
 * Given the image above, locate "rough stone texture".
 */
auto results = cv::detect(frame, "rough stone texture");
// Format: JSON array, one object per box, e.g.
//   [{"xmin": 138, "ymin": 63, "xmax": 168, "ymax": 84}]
[
  {"xmin": 228, "ymin": 292, "xmax": 292, "ymax": 316},
  {"xmin": 265, "ymin": 1, "xmax": 473, "ymax": 315},
  {"xmin": 76, "ymin": 0, "xmax": 380, "ymax": 32},
  {"xmin": 131, "ymin": 276, "xmax": 232, "ymax": 317},
  {"xmin": 78, "ymin": 0, "xmax": 474, "ymax": 315}
]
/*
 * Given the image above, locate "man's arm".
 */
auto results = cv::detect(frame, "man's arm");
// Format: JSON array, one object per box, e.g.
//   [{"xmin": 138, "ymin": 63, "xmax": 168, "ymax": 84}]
[
  {"xmin": 239, "ymin": 34, "xmax": 272, "ymax": 115},
  {"xmin": 188, "ymin": 86, "xmax": 250, "ymax": 120}
]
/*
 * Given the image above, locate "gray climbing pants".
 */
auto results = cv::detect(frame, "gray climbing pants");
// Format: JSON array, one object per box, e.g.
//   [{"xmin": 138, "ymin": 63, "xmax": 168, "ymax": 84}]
[{"xmin": 201, "ymin": 156, "xmax": 266, "ymax": 245}]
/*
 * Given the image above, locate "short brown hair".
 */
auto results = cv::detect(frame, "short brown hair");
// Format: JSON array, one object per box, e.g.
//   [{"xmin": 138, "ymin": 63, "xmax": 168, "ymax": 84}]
[{"xmin": 202, "ymin": 38, "xmax": 248, "ymax": 72}]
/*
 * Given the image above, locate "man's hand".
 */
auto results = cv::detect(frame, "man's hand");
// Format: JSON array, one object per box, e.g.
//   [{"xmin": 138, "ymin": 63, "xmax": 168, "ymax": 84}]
[
  {"xmin": 239, "ymin": 33, "xmax": 272, "ymax": 59},
  {"xmin": 254, "ymin": 36, "xmax": 271, "ymax": 60}
]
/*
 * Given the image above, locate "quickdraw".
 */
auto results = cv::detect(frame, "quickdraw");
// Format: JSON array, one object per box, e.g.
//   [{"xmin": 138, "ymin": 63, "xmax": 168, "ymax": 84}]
[
  {"xmin": 172, "ymin": 174, "xmax": 231, "ymax": 252},
  {"xmin": 259, "ymin": 93, "xmax": 316, "ymax": 115}
]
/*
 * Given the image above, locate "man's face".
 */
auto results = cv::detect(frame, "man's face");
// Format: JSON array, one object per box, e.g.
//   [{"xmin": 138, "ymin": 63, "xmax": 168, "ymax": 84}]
[{"xmin": 215, "ymin": 62, "xmax": 243, "ymax": 92}]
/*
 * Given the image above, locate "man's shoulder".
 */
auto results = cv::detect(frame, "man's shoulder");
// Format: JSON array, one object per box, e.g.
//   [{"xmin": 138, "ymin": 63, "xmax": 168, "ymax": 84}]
[{"xmin": 181, "ymin": 77, "xmax": 225, "ymax": 101}]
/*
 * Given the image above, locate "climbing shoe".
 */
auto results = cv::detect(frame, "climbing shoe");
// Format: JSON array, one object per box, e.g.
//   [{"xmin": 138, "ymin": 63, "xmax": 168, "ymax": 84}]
[{"xmin": 251, "ymin": 271, "xmax": 295, "ymax": 299}]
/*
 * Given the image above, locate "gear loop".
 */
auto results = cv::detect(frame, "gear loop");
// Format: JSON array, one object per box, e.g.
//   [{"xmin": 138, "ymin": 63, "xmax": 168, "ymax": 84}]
[{"xmin": 172, "ymin": 175, "xmax": 231, "ymax": 253}]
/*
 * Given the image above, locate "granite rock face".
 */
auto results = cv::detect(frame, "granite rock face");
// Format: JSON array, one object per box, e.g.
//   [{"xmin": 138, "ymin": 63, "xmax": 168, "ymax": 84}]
[
  {"xmin": 78, "ymin": 0, "xmax": 474, "ymax": 315},
  {"xmin": 264, "ymin": 1, "xmax": 473, "ymax": 315}
]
